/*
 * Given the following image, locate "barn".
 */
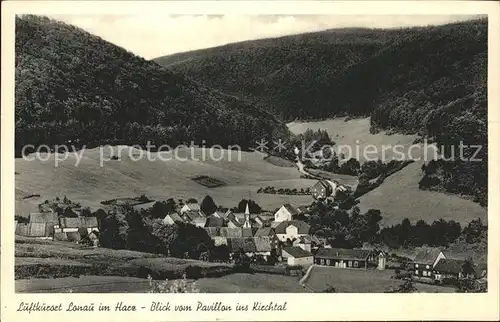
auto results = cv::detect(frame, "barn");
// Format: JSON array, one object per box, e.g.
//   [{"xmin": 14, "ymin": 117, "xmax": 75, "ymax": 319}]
[{"xmin": 282, "ymin": 246, "xmax": 314, "ymax": 266}]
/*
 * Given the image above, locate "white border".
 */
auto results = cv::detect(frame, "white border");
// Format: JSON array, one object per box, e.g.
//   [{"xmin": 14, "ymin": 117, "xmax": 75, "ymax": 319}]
[{"xmin": 2, "ymin": 1, "xmax": 499, "ymax": 321}]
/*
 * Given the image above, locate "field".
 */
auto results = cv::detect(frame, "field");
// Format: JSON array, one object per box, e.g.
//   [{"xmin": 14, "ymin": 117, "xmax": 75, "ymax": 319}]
[
  {"xmin": 288, "ymin": 118, "xmax": 487, "ymax": 226},
  {"xmin": 15, "ymin": 146, "xmax": 315, "ymax": 215},
  {"xmin": 304, "ymin": 266, "xmax": 454, "ymax": 293},
  {"xmin": 16, "ymin": 273, "xmax": 308, "ymax": 293},
  {"xmin": 358, "ymin": 161, "xmax": 487, "ymax": 226},
  {"xmin": 15, "ymin": 237, "xmax": 232, "ymax": 281}
]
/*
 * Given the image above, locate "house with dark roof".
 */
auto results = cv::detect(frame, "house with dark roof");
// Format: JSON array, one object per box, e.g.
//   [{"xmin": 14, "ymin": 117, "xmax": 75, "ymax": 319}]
[
  {"xmin": 205, "ymin": 214, "xmax": 225, "ymax": 228},
  {"xmin": 412, "ymin": 248, "xmax": 446, "ymax": 278},
  {"xmin": 132, "ymin": 201, "xmax": 157, "ymax": 212},
  {"xmin": 227, "ymin": 237, "xmax": 273, "ymax": 258},
  {"xmin": 254, "ymin": 227, "xmax": 280, "ymax": 249},
  {"xmin": 274, "ymin": 220, "xmax": 310, "ymax": 242},
  {"xmin": 274, "ymin": 204, "xmax": 299, "ymax": 222},
  {"xmin": 314, "ymin": 248, "xmax": 375, "ymax": 269},
  {"xmin": 282, "ymin": 246, "xmax": 314, "ymax": 266},
  {"xmin": 432, "ymin": 258, "xmax": 466, "ymax": 281}
]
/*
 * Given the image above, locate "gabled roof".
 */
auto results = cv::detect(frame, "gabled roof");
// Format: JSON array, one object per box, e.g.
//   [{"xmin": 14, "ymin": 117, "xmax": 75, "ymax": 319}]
[
  {"xmin": 204, "ymin": 227, "xmax": 220, "ymax": 238},
  {"xmin": 414, "ymin": 248, "xmax": 444, "ymax": 265},
  {"xmin": 205, "ymin": 215, "xmax": 224, "ymax": 227},
  {"xmin": 183, "ymin": 210, "xmax": 203, "ymax": 222},
  {"xmin": 83, "ymin": 216, "xmax": 98, "ymax": 228},
  {"xmin": 433, "ymin": 258, "xmax": 465, "ymax": 274},
  {"xmin": 59, "ymin": 217, "xmax": 83, "ymax": 228},
  {"xmin": 182, "ymin": 203, "xmax": 200, "ymax": 211},
  {"xmin": 242, "ymin": 228, "xmax": 253, "ymax": 237},
  {"xmin": 228, "ymin": 237, "xmax": 257, "ymax": 253},
  {"xmin": 29, "ymin": 212, "xmax": 59, "ymax": 224},
  {"xmin": 282, "ymin": 204, "xmax": 299, "ymax": 217},
  {"xmin": 220, "ymin": 227, "xmax": 243, "ymax": 238},
  {"xmin": 254, "ymin": 237, "xmax": 272, "ymax": 252},
  {"xmin": 283, "ymin": 246, "xmax": 313, "ymax": 258},
  {"xmin": 254, "ymin": 227, "xmax": 274, "ymax": 237},
  {"xmin": 315, "ymin": 248, "xmax": 372, "ymax": 260},
  {"xmin": 165, "ymin": 213, "xmax": 184, "ymax": 223},
  {"xmin": 132, "ymin": 201, "xmax": 157, "ymax": 212},
  {"xmin": 274, "ymin": 220, "xmax": 310, "ymax": 234},
  {"xmin": 270, "ymin": 221, "xmax": 281, "ymax": 229}
]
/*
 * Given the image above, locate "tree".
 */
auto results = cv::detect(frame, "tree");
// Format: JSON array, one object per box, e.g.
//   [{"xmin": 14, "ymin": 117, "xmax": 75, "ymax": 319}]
[{"xmin": 200, "ymin": 195, "xmax": 217, "ymax": 216}]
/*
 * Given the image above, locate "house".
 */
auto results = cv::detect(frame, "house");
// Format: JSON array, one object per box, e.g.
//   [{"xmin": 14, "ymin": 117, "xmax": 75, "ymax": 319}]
[
  {"xmin": 180, "ymin": 203, "xmax": 200, "ymax": 214},
  {"xmin": 413, "ymin": 248, "xmax": 446, "ymax": 278},
  {"xmin": 227, "ymin": 215, "xmax": 242, "ymax": 229},
  {"xmin": 432, "ymin": 258, "xmax": 466, "ymax": 281},
  {"xmin": 15, "ymin": 223, "xmax": 48, "ymax": 238},
  {"xmin": 132, "ymin": 201, "xmax": 157, "ymax": 212},
  {"xmin": 314, "ymin": 248, "xmax": 374, "ymax": 269},
  {"xmin": 192, "ymin": 216, "xmax": 207, "ymax": 228},
  {"xmin": 274, "ymin": 220, "xmax": 310, "ymax": 242},
  {"xmin": 311, "ymin": 180, "xmax": 349, "ymax": 200},
  {"xmin": 205, "ymin": 214, "xmax": 225, "ymax": 228},
  {"xmin": 219, "ymin": 227, "xmax": 243, "ymax": 238},
  {"xmin": 28, "ymin": 212, "xmax": 59, "ymax": 237},
  {"xmin": 254, "ymin": 227, "xmax": 280, "ymax": 249},
  {"xmin": 182, "ymin": 210, "xmax": 204, "ymax": 223},
  {"xmin": 274, "ymin": 204, "xmax": 299, "ymax": 222},
  {"xmin": 292, "ymin": 235, "xmax": 320, "ymax": 252},
  {"xmin": 227, "ymin": 237, "xmax": 273, "ymax": 258},
  {"xmin": 311, "ymin": 180, "xmax": 336, "ymax": 200},
  {"xmin": 163, "ymin": 213, "xmax": 185, "ymax": 225},
  {"xmin": 282, "ymin": 246, "xmax": 314, "ymax": 266}
]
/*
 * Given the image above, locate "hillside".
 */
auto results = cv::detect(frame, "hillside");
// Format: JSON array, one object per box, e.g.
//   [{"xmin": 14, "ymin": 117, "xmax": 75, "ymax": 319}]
[
  {"xmin": 15, "ymin": 15, "xmax": 288, "ymax": 155},
  {"xmin": 288, "ymin": 119, "xmax": 487, "ymax": 226},
  {"xmin": 155, "ymin": 19, "xmax": 488, "ymax": 205},
  {"xmin": 15, "ymin": 147, "xmax": 316, "ymax": 215}
]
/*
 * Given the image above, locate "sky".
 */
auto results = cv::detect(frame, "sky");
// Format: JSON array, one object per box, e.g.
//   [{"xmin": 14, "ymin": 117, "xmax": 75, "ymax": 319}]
[{"xmin": 48, "ymin": 14, "xmax": 482, "ymax": 60}]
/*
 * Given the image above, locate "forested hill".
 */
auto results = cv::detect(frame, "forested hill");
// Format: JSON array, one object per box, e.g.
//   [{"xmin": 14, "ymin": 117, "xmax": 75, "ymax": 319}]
[
  {"xmin": 155, "ymin": 19, "xmax": 487, "ymax": 206},
  {"xmin": 15, "ymin": 15, "xmax": 288, "ymax": 154}
]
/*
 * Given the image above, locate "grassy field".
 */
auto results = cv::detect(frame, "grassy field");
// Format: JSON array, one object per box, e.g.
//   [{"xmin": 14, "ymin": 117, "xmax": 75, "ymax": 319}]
[
  {"xmin": 16, "ymin": 273, "xmax": 308, "ymax": 293},
  {"xmin": 358, "ymin": 161, "xmax": 487, "ymax": 226},
  {"xmin": 15, "ymin": 147, "xmax": 315, "ymax": 215},
  {"xmin": 288, "ymin": 118, "xmax": 487, "ymax": 226},
  {"xmin": 15, "ymin": 237, "xmax": 232, "ymax": 281},
  {"xmin": 304, "ymin": 266, "xmax": 454, "ymax": 293}
]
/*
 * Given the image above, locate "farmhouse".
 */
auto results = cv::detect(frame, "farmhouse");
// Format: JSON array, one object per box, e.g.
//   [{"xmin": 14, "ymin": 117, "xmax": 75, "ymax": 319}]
[
  {"xmin": 254, "ymin": 227, "xmax": 280, "ymax": 249},
  {"xmin": 163, "ymin": 213, "xmax": 184, "ymax": 225},
  {"xmin": 292, "ymin": 235, "xmax": 320, "ymax": 252},
  {"xmin": 274, "ymin": 220, "xmax": 310, "ymax": 242},
  {"xmin": 274, "ymin": 204, "xmax": 299, "ymax": 222},
  {"xmin": 413, "ymin": 248, "xmax": 446, "ymax": 278},
  {"xmin": 311, "ymin": 180, "xmax": 349, "ymax": 200},
  {"xmin": 180, "ymin": 203, "xmax": 200, "ymax": 213},
  {"xmin": 314, "ymin": 248, "xmax": 374, "ymax": 269},
  {"xmin": 205, "ymin": 214, "xmax": 224, "ymax": 228},
  {"xmin": 132, "ymin": 201, "xmax": 157, "ymax": 212},
  {"xmin": 282, "ymin": 246, "xmax": 314, "ymax": 266},
  {"xmin": 227, "ymin": 237, "xmax": 273, "ymax": 258},
  {"xmin": 432, "ymin": 258, "xmax": 466, "ymax": 281}
]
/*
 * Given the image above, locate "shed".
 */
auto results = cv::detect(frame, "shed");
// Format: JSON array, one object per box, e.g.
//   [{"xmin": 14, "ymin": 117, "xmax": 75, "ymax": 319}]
[{"xmin": 282, "ymin": 246, "xmax": 313, "ymax": 266}]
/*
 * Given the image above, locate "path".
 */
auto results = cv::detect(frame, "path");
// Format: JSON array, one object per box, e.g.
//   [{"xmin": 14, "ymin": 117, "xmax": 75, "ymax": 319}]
[{"xmin": 299, "ymin": 264, "xmax": 318, "ymax": 292}]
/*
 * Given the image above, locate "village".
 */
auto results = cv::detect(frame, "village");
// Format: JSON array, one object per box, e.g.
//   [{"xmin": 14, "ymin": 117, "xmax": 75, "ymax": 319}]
[{"xmin": 15, "ymin": 170, "xmax": 486, "ymax": 293}]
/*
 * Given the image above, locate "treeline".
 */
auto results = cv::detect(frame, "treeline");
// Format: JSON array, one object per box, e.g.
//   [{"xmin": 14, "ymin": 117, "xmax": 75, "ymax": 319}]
[
  {"xmin": 15, "ymin": 15, "xmax": 288, "ymax": 156},
  {"xmin": 303, "ymin": 198, "xmax": 487, "ymax": 250},
  {"xmin": 157, "ymin": 19, "xmax": 487, "ymax": 205},
  {"xmin": 378, "ymin": 218, "xmax": 487, "ymax": 249}
]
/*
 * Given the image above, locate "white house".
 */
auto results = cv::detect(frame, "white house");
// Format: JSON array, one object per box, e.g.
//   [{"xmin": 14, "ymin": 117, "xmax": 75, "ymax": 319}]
[
  {"xmin": 274, "ymin": 220, "xmax": 310, "ymax": 242},
  {"xmin": 282, "ymin": 246, "xmax": 314, "ymax": 266},
  {"xmin": 274, "ymin": 204, "xmax": 299, "ymax": 223}
]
